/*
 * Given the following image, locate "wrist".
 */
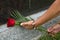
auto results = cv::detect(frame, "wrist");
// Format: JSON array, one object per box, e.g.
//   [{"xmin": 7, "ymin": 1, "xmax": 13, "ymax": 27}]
[{"xmin": 32, "ymin": 20, "xmax": 39, "ymax": 28}]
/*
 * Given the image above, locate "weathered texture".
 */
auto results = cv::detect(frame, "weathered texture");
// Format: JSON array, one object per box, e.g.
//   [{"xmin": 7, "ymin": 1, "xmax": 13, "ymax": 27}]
[{"xmin": 0, "ymin": 10, "xmax": 60, "ymax": 40}]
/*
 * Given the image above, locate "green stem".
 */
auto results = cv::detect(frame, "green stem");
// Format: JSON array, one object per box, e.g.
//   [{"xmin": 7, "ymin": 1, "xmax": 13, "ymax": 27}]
[{"xmin": 15, "ymin": 21, "xmax": 22, "ymax": 25}]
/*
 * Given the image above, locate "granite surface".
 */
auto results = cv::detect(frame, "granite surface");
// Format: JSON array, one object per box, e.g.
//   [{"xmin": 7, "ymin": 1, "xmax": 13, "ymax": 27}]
[
  {"xmin": 0, "ymin": 25, "xmax": 41, "ymax": 40},
  {"xmin": 0, "ymin": 10, "xmax": 60, "ymax": 40}
]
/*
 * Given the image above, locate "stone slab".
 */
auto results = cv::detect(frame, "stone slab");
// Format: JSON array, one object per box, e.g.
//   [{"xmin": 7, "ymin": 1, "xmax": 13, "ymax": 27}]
[{"xmin": 0, "ymin": 10, "xmax": 60, "ymax": 40}]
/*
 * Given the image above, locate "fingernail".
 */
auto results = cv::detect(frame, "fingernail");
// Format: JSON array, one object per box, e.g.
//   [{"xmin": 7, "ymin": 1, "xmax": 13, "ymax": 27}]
[
  {"xmin": 47, "ymin": 29, "xmax": 50, "ymax": 32},
  {"xmin": 20, "ymin": 23, "xmax": 23, "ymax": 25},
  {"xmin": 31, "ymin": 21, "xmax": 34, "ymax": 22}
]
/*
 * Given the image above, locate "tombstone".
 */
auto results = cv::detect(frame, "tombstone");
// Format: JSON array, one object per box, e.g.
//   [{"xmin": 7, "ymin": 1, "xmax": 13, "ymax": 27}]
[{"xmin": 0, "ymin": 10, "xmax": 60, "ymax": 40}]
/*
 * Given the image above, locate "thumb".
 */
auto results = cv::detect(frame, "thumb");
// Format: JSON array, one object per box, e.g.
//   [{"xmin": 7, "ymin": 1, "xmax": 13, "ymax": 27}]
[
  {"xmin": 47, "ymin": 26, "xmax": 53, "ymax": 32},
  {"xmin": 20, "ymin": 23, "xmax": 24, "ymax": 26},
  {"xmin": 20, "ymin": 22, "xmax": 28, "ymax": 26}
]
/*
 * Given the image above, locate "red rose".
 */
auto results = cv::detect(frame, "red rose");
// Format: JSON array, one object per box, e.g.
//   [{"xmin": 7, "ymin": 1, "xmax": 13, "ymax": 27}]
[{"xmin": 7, "ymin": 18, "xmax": 15, "ymax": 27}]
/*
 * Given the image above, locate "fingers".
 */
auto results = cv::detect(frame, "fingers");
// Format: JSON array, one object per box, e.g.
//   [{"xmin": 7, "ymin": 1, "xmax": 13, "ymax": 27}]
[
  {"xmin": 21, "ymin": 21, "xmax": 33, "ymax": 25},
  {"xmin": 52, "ymin": 29, "xmax": 59, "ymax": 34},
  {"xmin": 51, "ymin": 27, "xmax": 60, "ymax": 34},
  {"xmin": 48, "ymin": 24, "xmax": 59, "ymax": 32},
  {"xmin": 20, "ymin": 21, "xmax": 34, "ymax": 29},
  {"xmin": 47, "ymin": 24, "xmax": 55, "ymax": 32},
  {"xmin": 47, "ymin": 26, "xmax": 55, "ymax": 36},
  {"xmin": 47, "ymin": 24, "xmax": 60, "ymax": 36},
  {"xmin": 20, "ymin": 22, "xmax": 28, "ymax": 27},
  {"xmin": 47, "ymin": 26, "xmax": 53, "ymax": 32}
]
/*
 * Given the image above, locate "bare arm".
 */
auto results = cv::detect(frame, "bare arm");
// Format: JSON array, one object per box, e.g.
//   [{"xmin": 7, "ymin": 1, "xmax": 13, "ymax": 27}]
[
  {"xmin": 20, "ymin": 0, "xmax": 60, "ymax": 29},
  {"xmin": 34, "ymin": 0, "xmax": 60, "ymax": 27}
]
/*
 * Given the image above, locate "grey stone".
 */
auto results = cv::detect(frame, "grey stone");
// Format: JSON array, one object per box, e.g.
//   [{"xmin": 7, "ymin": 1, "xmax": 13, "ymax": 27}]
[{"xmin": 0, "ymin": 10, "xmax": 60, "ymax": 40}]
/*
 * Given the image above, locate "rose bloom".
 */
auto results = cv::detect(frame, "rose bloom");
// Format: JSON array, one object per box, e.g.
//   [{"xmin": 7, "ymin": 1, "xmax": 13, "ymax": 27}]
[{"xmin": 7, "ymin": 18, "xmax": 15, "ymax": 27}]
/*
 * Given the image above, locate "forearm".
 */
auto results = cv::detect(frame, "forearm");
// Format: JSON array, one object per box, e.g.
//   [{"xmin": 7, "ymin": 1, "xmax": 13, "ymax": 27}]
[{"xmin": 34, "ymin": 0, "xmax": 60, "ymax": 27}]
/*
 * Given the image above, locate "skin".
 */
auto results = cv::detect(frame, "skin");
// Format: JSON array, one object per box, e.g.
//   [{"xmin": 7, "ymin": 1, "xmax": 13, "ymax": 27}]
[{"xmin": 20, "ymin": 0, "xmax": 60, "ymax": 35}]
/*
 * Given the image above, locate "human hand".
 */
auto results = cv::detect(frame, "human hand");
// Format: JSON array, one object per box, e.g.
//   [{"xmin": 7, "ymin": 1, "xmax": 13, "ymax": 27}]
[
  {"xmin": 47, "ymin": 24, "xmax": 60, "ymax": 36},
  {"xmin": 20, "ymin": 20, "xmax": 35, "ymax": 29}
]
